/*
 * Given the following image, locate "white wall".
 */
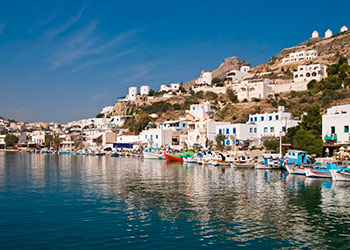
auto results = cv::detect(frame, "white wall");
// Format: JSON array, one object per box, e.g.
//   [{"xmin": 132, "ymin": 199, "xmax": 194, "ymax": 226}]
[
  {"xmin": 322, "ymin": 105, "xmax": 350, "ymax": 144},
  {"xmin": 216, "ymin": 123, "xmax": 257, "ymax": 146}
]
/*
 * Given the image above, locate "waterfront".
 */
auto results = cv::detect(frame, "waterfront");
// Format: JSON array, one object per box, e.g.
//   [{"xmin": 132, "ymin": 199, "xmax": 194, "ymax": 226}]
[{"xmin": 1, "ymin": 152, "xmax": 350, "ymax": 249}]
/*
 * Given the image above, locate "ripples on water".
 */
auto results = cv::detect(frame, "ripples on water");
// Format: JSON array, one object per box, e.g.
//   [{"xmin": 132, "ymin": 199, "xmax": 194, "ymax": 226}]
[{"xmin": 0, "ymin": 152, "xmax": 350, "ymax": 249}]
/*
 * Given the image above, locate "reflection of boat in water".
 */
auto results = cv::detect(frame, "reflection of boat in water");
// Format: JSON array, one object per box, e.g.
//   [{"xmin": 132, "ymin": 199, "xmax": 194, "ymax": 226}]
[
  {"xmin": 304, "ymin": 177, "xmax": 332, "ymax": 188},
  {"xmin": 164, "ymin": 160, "xmax": 183, "ymax": 167}
]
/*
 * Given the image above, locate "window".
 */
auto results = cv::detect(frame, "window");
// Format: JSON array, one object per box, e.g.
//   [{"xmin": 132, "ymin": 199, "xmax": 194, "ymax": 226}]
[
  {"xmin": 183, "ymin": 124, "xmax": 186, "ymax": 127},
  {"xmin": 250, "ymin": 128, "xmax": 253, "ymax": 133},
  {"xmin": 269, "ymin": 116, "xmax": 272, "ymax": 121},
  {"xmin": 164, "ymin": 124, "xmax": 166, "ymax": 127},
  {"xmin": 282, "ymin": 126, "xmax": 286, "ymax": 132},
  {"xmin": 254, "ymin": 128, "xmax": 257, "ymax": 133},
  {"xmin": 331, "ymin": 126, "xmax": 335, "ymax": 134},
  {"xmin": 233, "ymin": 128, "xmax": 236, "ymax": 134},
  {"xmin": 261, "ymin": 116, "xmax": 264, "ymax": 121},
  {"xmin": 264, "ymin": 127, "xmax": 268, "ymax": 133},
  {"xmin": 250, "ymin": 118, "xmax": 253, "ymax": 122},
  {"xmin": 345, "ymin": 126, "xmax": 349, "ymax": 133},
  {"xmin": 275, "ymin": 115, "xmax": 279, "ymax": 120},
  {"xmin": 219, "ymin": 129, "xmax": 222, "ymax": 134},
  {"xmin": 156, "ymin": 135, "xmax": 159, "ymax": 139},
  {"xmin": 150, "ymin": 135, "xmax": 153, "ymax": 141},
  {"xmin": 226, "ymin": 140, "xmax": 230, "ymax": 145},
  {"xmin": 254, "ymin": 117, "xmax": 257, "ymax": 122},
  {"xmin": 270, "ymin": 127, "xmax": 274, "ymax": 133},
  {"xmin": 145, "ymin": 135, "xmax": 147, "ymax": 139},
  {"xmin": 226, "ymin": 128, "xmax": 230, "ymax": 134}
]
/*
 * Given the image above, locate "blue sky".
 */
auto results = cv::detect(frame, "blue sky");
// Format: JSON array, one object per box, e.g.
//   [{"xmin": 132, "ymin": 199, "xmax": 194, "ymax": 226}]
[{"xmin": 0, "ymin": 0, "xmax": 349, "ymax": 123}]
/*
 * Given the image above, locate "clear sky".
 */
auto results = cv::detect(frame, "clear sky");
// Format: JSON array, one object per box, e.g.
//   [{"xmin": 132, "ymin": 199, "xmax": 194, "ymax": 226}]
[{"xmin": 0, "ymin": 0, "xmax": 349, "ymax": 123}]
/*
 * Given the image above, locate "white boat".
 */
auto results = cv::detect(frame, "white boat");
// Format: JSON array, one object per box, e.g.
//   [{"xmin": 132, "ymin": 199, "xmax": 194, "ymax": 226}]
[
  {"xmin": 305, "ymin": 168, "xmax": 331, "ymax": 178},
  {"xmin": 143, "ymin": 151, "xmax": 163, "ymax": 159},
  {"xmin": 330, "ymin": 169, "xmax": 350, "ymax": 181},
  {"xmin": 255, "ymin": 158, "xmax": 281, "ymax": 169},
  {"xmin": 285, "ymin": 165, "xmax": 306, "ymax": 175}
]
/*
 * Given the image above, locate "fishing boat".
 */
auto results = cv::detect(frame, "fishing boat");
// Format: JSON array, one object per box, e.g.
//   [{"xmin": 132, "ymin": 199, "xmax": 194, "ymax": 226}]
[
  {"xmin": 95, "ymin": 151, "xmax": 106, "ymax": 156},
  {"xmin": 164, "ymin": 152, "xmax": 184, "ymax": 162},
  {"xmin": 305, "ymin": 163, "xmax": 340, "ymax": 178},
  {"xmin": 143, "ymin": 151, "xmax": 163, "ymax": 159},
  {"xmin": 232, "ymin": 155, "xmax": 255, "ymax": 168},
  {"xmin": 284, "ymin": 150, "xmax": 315, "ymax": 175},
  {"xmin": 59, "ymin": 151, "xmax": 70, "ymax": 155},
  {"xmin": 330, "ymin": 168, "xmax": 350, "ymax": 181},
  {"xmin": 110, "ymin": 152, "xmax": 119, "ymax": 157},
  {"xmin": 255, "ymin": 158, "xmax": 282, "ymax": 169}
]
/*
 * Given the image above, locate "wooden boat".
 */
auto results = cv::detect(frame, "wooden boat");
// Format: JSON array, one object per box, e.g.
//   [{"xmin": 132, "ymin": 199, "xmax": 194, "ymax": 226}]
[
  {"xmin": 211, "ymin": 160, "xmax": 230, "ymax": 167},
  {"xmin": 285, "ymin": 164, "xmax": 306, "ymax": 175},
  {"xmin": 255, "ymin": 158, "xmax": 282, "ymax": 170},
  {"xmin": 305, "ymin": 162, "xmax": 341, "ymax": 178},
  {"xmin": 164, "ymin": 152, "xmax": 184, "ymax": 162},
  {"xmin": 143, "ymin": 151, "xmax": 163, "ymax": 159},
  {"xmin": 330, "ymin": 169, "xmax": 350, "ymax": 181}
]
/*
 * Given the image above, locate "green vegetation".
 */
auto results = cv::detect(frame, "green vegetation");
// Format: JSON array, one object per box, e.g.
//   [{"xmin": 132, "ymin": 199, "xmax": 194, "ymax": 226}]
[
  {"xmin": 5, "ymin": 134, "xmax": 19, "ymax": 147},
  {"xmin": 211, "ymin": 77, "xmax": 224, "ymax": 87},
  {"xmin": 96, "ymin": 113, "xmax": 104, "ymax": 118},
  {"xmin": 124, "ymin": 112, "xmax": 151, "ymax": 134},
  {"xmin": 286, "ymin": 104, "xmax": 323, "ymax": 156},
  {"xmin": 226, "ymin": 89, "xmax": 238, "ymax": 103},
  {"xmin": 215, "ymin": 134, "xmax": 227, "ymax": 150},
  {"xmin": 263, "ymin": 139, "xmax": 279, "ymax": 151}
]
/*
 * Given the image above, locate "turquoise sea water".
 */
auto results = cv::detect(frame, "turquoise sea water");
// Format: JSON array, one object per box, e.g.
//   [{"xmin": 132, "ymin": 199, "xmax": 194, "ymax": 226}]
[{"xmin": 1, "ymin": 152, "xmax": 350, "ymax": 249}]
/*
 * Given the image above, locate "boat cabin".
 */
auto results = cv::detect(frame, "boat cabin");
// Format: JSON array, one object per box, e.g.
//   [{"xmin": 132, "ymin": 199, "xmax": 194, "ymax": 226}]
[{"xmin": 286, "ymin": 150, "xmax": 309, "ymax": 165}]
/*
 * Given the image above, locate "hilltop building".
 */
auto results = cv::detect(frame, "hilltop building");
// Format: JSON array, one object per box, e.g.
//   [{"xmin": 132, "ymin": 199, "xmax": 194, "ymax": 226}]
[
  {"xmin": 232, "ymin": 78, "xmax": 274, "ymax": 101},
  {"xmin": 159, "ymin": 83, "xmax": 180, "ymax": 93},
  {"xmin": 340, "ymin": 25, "xmax": 348, "ymax": 33},
  {"xmin": 225, "ymin": 67, "xmax": 253, "ymax": 83},
  {"xmin": 185, "ymin": 102, "xmax": 215, "ymax": 121},
  {"xmin": 293, "ymin": 64, "xmax": 327, "ymax": 83},
  {"xmin": 281, "ymin": 50, "xmax": 317, "ymax": 64},
  {"xmin": 325, "ymin": 29, "xmax": 333, "ymax": 38},
  {"xmin": 195, "ymin": 70, "xmax": 213, "ymax": 86},
  {"xmin": 312, "ymin": 30, "xmax": 319, "ymax": 38}
]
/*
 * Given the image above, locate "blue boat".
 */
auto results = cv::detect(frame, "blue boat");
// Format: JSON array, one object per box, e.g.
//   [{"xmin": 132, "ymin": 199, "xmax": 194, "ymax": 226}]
[
  {"xmin": 284, "ymin": 150, "xmax": 314, "ymax": 175},
  {"xmin": 305, "ymin": 162, "xmax": 341, "ymax": 178}
]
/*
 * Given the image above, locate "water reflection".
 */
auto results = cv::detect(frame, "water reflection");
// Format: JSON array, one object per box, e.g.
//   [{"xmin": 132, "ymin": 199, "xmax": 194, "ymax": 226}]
[{"xmin": 0, "ymin": 152, "xmax": 350, "ymax": 249}]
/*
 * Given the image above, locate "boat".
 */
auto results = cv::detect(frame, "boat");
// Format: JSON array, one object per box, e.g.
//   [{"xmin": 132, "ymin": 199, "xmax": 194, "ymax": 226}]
[
  {"xmin": 110, "ymin": 152, "xmax": 119, "ymax": 157},
  {"xmin": 255, "ymin": 158, "xmax": 282, "ymax": 169},
  {"xmin": 59, "ymin": 151, "xmax": 70, "ymax": 155},
  {"xmin": 143, "ymin": 151, "xmax": 163, "ymax": 159},
  {"xmin": 232, "ymin": 155, "xmax": 255, "ymax": 168},
  {"xmin": 305, "ymin": 163, "xmax": 341, "ymax": 178},
  {"xmin": 95, "ymin": 151, "xmax": 106, "ymax": 156},
  {"xmin": 330, "ymin": 169, "xmax": 350, "ymax": 181},
  {"xmin": 284, "ymin": 150, "xmax": 315, "ymax": 175},
  {"xmin": 164, "ymin": 152, "xmax": 184, "ymax": 162}
]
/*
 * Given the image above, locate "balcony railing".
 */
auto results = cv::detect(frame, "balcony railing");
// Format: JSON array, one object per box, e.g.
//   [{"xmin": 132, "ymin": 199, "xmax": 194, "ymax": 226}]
[{"xmin": 324, "ymin": 134, "xmax": 337, "ymax": 141}]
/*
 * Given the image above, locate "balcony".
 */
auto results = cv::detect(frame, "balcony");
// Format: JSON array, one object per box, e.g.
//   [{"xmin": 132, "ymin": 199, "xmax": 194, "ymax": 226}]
[{"xmin": 324, "ymin": 134, "xmax": 337, "ymax": 141}]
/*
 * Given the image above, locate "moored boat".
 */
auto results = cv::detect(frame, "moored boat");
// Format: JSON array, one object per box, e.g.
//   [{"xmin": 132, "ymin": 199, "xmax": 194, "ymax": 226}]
[
  {"xmin": 330, "ymin": 169, "xmax": 350, "ymax": 181},
  {"xmin": 143, "ymin": 151, "xmax": 163, "ymax": 159},
  {"xmin": 164, "ymin": 152, "xmax": 184, "ymax": 162},
  {"xmin": 255, "ymin": 158, "xmax": 282, "ymax": 169}
]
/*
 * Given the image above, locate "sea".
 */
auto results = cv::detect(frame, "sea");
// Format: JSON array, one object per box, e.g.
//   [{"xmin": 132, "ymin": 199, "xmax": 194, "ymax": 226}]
[{"xmin": 0, "ymin": 152, "xmax": 350, "ymax": 249}]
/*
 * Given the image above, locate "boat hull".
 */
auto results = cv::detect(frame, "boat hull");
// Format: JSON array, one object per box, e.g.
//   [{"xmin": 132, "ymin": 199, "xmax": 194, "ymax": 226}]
[
  {"xmin": 305, "ymin": 168, "xmax": 331, "ymax": 178},
  {"xmin": 143, "ymin": 152, "xmax": 162, "ymax": 159},
  {"xmin": 286, "ymin": 165, "xmax": 306, "ymax": 175},
  {"xmin": 164, "ymin": 152, "xmax": 183, "ymax": 162},
  {"xmin": 331, "ymin": 170, "xmax": 350, "ymax": 181}
]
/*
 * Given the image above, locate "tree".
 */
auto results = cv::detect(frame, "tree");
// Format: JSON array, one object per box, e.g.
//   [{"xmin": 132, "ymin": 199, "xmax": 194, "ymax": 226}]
[
  {"xmin": 263, "ymin": 139, "xmax": 279, "ymax": 151},
  {"xmin": 226, "ymin": 89, "xmax": 238, "ymax": 102},
  {"xmin": 5, "ymin": 134, "xmax": 19, "ymax": 147},
  {"xmin": 96, "ymin": 113, "xmax": 104, "ymax": 118},
  {"xmin": 299, "ymin": 104, "xmax": 322, "ymax": 134},
  {"xmin": 179, "ymin": 86, "xmax": 187, "ymax": 93},
  {"xmin": 293, "ymin": 129, "xmax": 323, "ymax": 156},
  {"xmin": 215, "ymin": 134, "xmax": 227, "ymax": 150},
  {"xmin": 148, "ymin": 89, "xmax": 155, "ymax": 96}
]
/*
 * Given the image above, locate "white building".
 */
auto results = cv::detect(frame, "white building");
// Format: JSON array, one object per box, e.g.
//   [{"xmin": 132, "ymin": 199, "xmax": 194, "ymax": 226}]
[
  {"xmin": 0, "ymin": 134, "xmax": 6, "ymax": 149},
  {"xmin": 162, "ymin": 118, "xmax": 188, "ymax": 131},
  {"xmin": 240, "ymin": 66, "xmax": 251, "ymax": 73},
  {"xmin": 140, "ymin": 127, "xmax": 173, "ymax": 149},
  {"xmin": 185, "ymin": 102, "xmax": 215, "ymax": 121},
  {"xmin": 126, "ymin": 86, "xmax": 138, "ymax": 101},
  {"xmin": 187, "ymin": 120, "xmax": 230, "ymax": 148},
  {"xmin": 30, "ymin": 131, "xmax": 50, "ymax": 145},
  {"xmin": 322, "ymin": 105, "xmax": 350, "ymax": 144},
  {"xmin": 100, "ymin": 106, "xmax": 114, "ymax": 116},
  {"xmin": 340, "ymin": 25, "xmax": 348, "ymax": 33},
  {"xmin": 110, "ymin": 115, "xmax": 128, "ymax": 127},
  {"xmin": 195, "ymin": 70, "xmax": 213, "ymax": 86},
  {"xmin": 312, "ymin": 30, "xmax": 319, "ymax": 38},
  {"xmin": 247, "ymin": 106, "xmax": 300, "ymax": 144},
  {"xmin": 226, "ymin": 70, "xmax": 253, "ymax": 83},
  {"xmin": 140, "ymin": 85, "xmax": 150, "ymax": 96},
  {"xmin": 216, "ymin": 123, "xmax": 257, "ymax": 146},
  {"xmin": 325, "ymin": 29, "xmax": 333, "ymax": 38},
  {"xmin": 232, "ymin": 78, "xmax": 273, "ymax": 101},
  {"xmin": 160, "ymin": 83, "xmax": 180, "ymax": 93},
  {"xmin": 293, "ymin": 64, "xmax": 327, "ymax": 82},
  {"xmin": 281, "ymin": 50, "xmax": 317, "ymax": 64}
]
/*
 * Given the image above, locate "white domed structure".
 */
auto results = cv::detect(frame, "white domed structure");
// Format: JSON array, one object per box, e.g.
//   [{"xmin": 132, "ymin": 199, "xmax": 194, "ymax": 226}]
[
  {"xmin": 340, "ymin": 25, "xmax": 348, "ymax": 33},
  {"xmin": 127, "ymin": 86, "xmax": 138, "ymax": 101},
  {"xmin": 140, "ymin": 85, "xmax": 150, "ymax": 96},
  {"xmin": 325, "ymin": 29, "xmax": 333, "ymax": 38},
  {"xmin": 312, "ymin": 30, "xmax": 319, "ymax": 38}
]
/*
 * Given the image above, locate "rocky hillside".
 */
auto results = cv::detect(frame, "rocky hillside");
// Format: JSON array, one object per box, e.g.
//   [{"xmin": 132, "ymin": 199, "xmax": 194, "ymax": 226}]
[
  {"xmin": 184, "ymin": 56, "xmax": 249, "ymax": 87},
  {"xmin": 252, "ymin": 30, "xmax": 350, "ymax": 74}
]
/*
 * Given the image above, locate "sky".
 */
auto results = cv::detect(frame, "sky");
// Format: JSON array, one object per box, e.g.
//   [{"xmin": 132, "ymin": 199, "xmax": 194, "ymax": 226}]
[{"xmin": 0, "ymin": 0, "xmax": 349, "ymax": 123}]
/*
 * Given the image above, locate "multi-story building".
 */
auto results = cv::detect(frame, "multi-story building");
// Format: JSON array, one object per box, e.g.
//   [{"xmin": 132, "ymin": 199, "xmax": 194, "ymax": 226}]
[
  {"xmin": 281, "ymin": 50, "xmax": 317, "ymax": 64},
  {"xmin": 216, "ymin": 123, "xmax": 257, "ymax": 146},
  {"xmin": 185, "ymin": 102, "xmax": 215, "ymax": 121},
  {"xmin": 293, "ymin": 64, "xmax": 327, "ymax": 82},
  {"xmin": 159, "ymin": 83, "xmax": 180, "ymax": 93},
  {"xmin": 247, "ymin": 106, "xmax": 300, "ymax": 144},
  {"xmin": 225, "ymin": 69, "xmax": 253, "ymax": 83},
  {"xmin": 232, "ymin": 78, "xmax": 273, "ymax": 101},
  {"xmin": 140, "ymin": 127, "xmax": 173, "ymax": 149},
  {"xmin": 195, "ymin": 70, "xmax": 212, "ymax": 86},
  {"xmin": 322, "ymin": 105, "xmax": 350, "ymax": 145}
]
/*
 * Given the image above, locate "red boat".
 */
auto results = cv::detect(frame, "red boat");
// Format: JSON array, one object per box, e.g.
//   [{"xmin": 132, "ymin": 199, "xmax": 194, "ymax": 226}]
[{"xmin": 164, "ymin": 152, "xmax": 184, "ymax": 162}]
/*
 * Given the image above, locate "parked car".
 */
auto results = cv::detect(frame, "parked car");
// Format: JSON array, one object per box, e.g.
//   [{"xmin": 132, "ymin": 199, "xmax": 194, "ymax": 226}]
[{"xmin": 263, "ymin": 150, "xmax": 280, "ymax": 159}]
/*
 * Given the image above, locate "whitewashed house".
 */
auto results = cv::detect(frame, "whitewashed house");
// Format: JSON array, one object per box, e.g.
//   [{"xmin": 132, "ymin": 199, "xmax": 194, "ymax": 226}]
[
  {"xmin": 322, "ymin": 105, "xmax": 350, "ymax": 144},
  {"xmin": 293, "ymin": 64, "xmax": 327, "ymax": 83},
  {"xmin": 140, "ymin": 85, "xmax": 150, "ymax": 95},
  {"xmin": 226, "ymin": 69, "xmax": 253, "ymax": 83},
  {"xmin": 100, "ymin": 106, "xmax": 114, "ymax": 116},
  {"xmin": 216, "ymin": 123, "xmax": 257, "ymax": 146},
  {"xmin": 281, "ymin": 50, "xmax": 317, "ymax": 64},
  {"xmin": 140, "ymin": 127, "xmax": 172, "ymax": 149},
  {"xmin": 247, "ymin": 106, "xmax": 300, "ymax": 144},
  {"xmin": 232, "ymin": 78, "xmax": 273, "ymax": 101},
  {"xmin": 160, "ymin": 83, "xmax": 180, "ymax": 93},
  {"xmin": 195, "ymin": 70, "xmax": 213, "ymax": 86},
  {"xmin": 162, "ymin": 118, "xmax": 188, "ymax": 131},
  {"xmin": 325, "ymin": 29, "xmax": 333, "ymax": 38},
  {"xmin": 185, "ymin": 102, "xmax": 215, "ymax": 121}
]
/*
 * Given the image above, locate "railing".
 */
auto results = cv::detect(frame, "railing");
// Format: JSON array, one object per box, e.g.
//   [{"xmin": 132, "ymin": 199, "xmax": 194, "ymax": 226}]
[{"xmin": 324, "ymin": 134, "xmax": 337, "ymax": 141}]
